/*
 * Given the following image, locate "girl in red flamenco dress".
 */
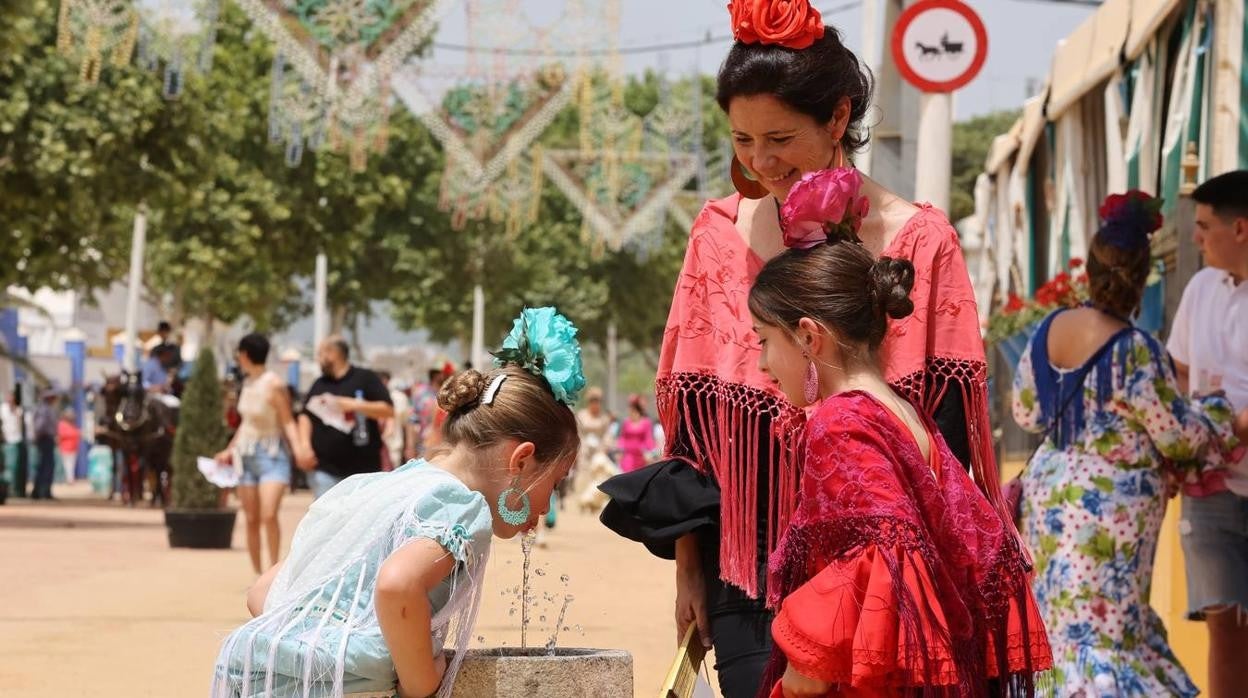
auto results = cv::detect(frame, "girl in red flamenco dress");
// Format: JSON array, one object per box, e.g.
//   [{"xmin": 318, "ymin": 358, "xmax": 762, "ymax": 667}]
[{"xmin": 748, "ymin": 170, "xmax": 1052, "ymax": 697}]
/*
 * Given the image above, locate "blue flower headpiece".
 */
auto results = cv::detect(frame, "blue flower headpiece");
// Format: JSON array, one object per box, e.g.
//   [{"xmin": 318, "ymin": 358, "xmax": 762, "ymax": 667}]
[{"xmin": 492, "ymin": 307, "xmax": 587, "ymax": 407}]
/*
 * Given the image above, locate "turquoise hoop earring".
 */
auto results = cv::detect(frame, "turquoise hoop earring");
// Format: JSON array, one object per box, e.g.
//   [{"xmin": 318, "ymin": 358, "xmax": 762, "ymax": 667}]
[{"xmin": 498, "ymin": 480, "xmax": 531, "ymax": 526}]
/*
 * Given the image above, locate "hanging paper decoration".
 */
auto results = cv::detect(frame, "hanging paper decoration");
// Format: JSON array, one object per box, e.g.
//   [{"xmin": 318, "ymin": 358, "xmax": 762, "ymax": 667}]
[
  {"xmin": 134, "ymin": 0, "xmax": 221, "ymax": 99},
  {"xmin": 395, "ymin": 0, "xmax": 619, "ymax": 229},
  {"xmin": 542, "ymin": 146, "xmax": 698, "ymax": 251},
  {"xmin": 542, "ymin": 68, "xmax": 704, "ymax": 252},
  {"xmin": 57, "ymin": 0, "xmax": 140, "ymax": 85},
  {"xmin": 668, "ymin": 138, "xmax": 734, "ymax": 233},
  {"xmin": 232, "ymin": 0, "xmax": 451, "ymax": 167},
  {"xmin": 438, "ymin": 145, "xmax": 547, "ymax": 236},
  {"xmin": 395, "ymin": 63, "xmax": 572, "ymax": 227},
  {"xmin": 266, "ymin": 53, "xmax": 328, "ymax": 167}
]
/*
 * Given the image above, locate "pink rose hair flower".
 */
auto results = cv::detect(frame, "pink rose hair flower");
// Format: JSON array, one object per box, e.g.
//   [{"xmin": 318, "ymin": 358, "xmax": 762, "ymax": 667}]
[{"xmin": 778, "ymin": 168, "xmax": 870, "ymax": 249}]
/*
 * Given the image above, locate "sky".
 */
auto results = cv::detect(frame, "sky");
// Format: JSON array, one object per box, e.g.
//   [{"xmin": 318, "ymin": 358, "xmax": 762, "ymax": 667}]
[
  {"xmin": 423, "ymin": 0, "xmax": 1097, "ymax": 120},
  {"xmin": 280, "ymin": 0, "xmax": 1098, "ymax": 352}
]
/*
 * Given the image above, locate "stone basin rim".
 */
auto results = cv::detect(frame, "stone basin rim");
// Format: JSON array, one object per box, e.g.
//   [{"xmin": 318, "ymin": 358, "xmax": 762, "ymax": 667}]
[{"xmin": 463, "ymin": 647, "xmax": 631, "ymax": 660}]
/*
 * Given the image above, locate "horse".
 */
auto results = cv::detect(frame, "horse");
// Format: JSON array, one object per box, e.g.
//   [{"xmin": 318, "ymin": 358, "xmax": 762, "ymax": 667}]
[
  {"xmin": 96, "ymin": 372, "xmax": 178, "ymax": 507},
  {"xmin": 914, "ymin": 41, "xmax": 942, "ymax": 59}
]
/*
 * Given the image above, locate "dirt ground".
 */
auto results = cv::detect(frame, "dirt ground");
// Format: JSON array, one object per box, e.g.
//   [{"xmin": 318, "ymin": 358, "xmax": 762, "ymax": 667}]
[{"xmin": 0, "ymin": 480, "xmax": 715, "ymax": 697}]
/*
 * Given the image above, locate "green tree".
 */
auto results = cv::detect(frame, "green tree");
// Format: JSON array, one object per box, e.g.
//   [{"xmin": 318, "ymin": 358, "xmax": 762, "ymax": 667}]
[
  {"xmin": 171, "ymin": 348, "xmax": 228, "ymax": 510},
  {"xmin": 385, "ymin": 71, "xmax": 720, "ymax": 359},
  {"xmin": 140, "ymin": 2, "xmax": 310, "ymax": 331},
  {"xmin": 0, "ymin": 0, "xmax": 166, "ymax": 293},
  {"xmin": 950, "ymin": 109, "xmax": 1020, "ymax": 222},
  {"xmin": 2, "ymin": 3, "xmax": 709, "ymax": 363}
]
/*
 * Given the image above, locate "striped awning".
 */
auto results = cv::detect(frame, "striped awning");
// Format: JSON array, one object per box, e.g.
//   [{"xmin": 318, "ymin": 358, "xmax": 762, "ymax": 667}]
[
  {"xmin": 985, "ymin": 118, "xmax": 1023, "ymax": 174},
  {"xmin": 1127, "ymin": 0, "xmax": 1185, "ymax": 60},
  {"xmin": 1048, "ymin": 0, "xmax": 1132, "ymax": 119}
]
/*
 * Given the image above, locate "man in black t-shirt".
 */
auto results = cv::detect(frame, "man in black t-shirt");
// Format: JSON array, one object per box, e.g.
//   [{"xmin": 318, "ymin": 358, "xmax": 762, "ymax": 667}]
[{"xmin": 295, "ymin": 336, "xmax": 394, "ymax": 498}]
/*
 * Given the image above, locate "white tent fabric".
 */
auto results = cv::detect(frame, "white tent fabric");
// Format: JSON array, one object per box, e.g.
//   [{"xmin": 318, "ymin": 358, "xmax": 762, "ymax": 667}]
[
  {"xmin": 1007, "ymin": 95, "xmax": 1047, "ymax": 294},
  {"xmin": 970, "ymin": 173, "xmax": 994, "ymax": 326},
  {"xmin": 1049, "ymin": 103, "xmax": 1091, "ymax": 277},
  {"xmin": 994, "ymin": 164, "xmax": 1016, "ymax": 300},
  {"xmin": 1104, "ymin": 75, "xmax": 1129, "ymax": 194},
  {"xmin": 1160, "ymin": 5, "xmax": 1204, "ymax": 211},
  {"xmin": 1210, "ymin": 0, "xmax": 1245, "ymax": 173},
  {"xmin": 1124, "ymin": 40, "xmax": 1164, "ymax": 193}
]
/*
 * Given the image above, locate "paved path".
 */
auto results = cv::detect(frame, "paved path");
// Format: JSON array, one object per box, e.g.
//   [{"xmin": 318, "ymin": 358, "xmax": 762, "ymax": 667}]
[{"xmin": 0, "ymin": 481, "xmax": 701, "ymax": 696}]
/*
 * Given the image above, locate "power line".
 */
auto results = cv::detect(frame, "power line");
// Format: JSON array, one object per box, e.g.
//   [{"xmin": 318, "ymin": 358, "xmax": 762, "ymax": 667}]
[{"xmin": 432, "ymin": 1, "xmax": 862, "ymax": 57}]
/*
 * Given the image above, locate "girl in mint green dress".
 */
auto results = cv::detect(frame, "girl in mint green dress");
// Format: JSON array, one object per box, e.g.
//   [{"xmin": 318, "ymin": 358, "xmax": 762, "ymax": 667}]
[{"xmin": 213, "ymin": 308, "xmax": 587, "ymax": 698}]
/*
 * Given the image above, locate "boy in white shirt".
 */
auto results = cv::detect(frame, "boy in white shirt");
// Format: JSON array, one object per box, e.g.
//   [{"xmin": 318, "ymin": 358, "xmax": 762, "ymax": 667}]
[{"xmin": 1168, "ymin": 170, "xmax": 1248, "ymax": 698}]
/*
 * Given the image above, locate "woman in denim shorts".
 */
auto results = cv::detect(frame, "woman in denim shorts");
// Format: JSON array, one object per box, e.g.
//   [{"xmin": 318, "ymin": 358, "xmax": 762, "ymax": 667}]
[{"xmin": 215, "ymin": 334, "xmax": 312, "ymax": 575}]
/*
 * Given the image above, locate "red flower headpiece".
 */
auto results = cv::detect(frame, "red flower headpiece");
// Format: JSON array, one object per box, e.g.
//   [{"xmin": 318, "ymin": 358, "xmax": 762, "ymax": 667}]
[
  {"xmin": 728, "ymin": 0, "xmax": 825, "ymax": 50},
  {"xmin": 1097, "ymin": 190, "xmax": 1163, "ymax": 250}
]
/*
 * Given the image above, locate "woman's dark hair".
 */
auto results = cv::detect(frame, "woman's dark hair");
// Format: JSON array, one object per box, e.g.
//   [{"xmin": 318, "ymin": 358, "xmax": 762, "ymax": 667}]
[
  {"xmin": 716, "ymin": 27, "xmax": 874, "ymax": 152},
  {"xmin": 749, "ymin": 242, "xmax": 914, "ymax": 352},
  {"xmin": 437, "ymin": 366, "xmax": 580, "ymax": 472},
  {"xmin": 1087, "ymin": 234, "xmax": 1150, "ymax": 320},
  {"xmin": 237, "ymin": 333, "xmax": 271, "ymax": 366}
]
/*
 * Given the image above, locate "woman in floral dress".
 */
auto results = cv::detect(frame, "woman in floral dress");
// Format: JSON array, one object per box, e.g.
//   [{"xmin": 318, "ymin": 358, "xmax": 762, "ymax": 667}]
[{"xmin": 1014, "ymin": 192, "xmax": 1244, "ymax": 696}]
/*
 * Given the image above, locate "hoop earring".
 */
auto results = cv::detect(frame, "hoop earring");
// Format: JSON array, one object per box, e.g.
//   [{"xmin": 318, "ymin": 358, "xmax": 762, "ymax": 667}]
[
  {"xmin": 730, "ymin": 154, "xmax": 769, "ymax": 200},
  {"xmin": 804, "ymin": 358, "xmax": 820, "ymax": 404},
  {"xmin": 497, "ymin": 478, "xmax": 531, "ymax": 526}
]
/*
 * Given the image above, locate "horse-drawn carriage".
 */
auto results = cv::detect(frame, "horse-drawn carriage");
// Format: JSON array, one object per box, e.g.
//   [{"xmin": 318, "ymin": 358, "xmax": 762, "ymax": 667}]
[{"xmin": 95, "ymin": 371, "xmax": 178, "ymax": 507}]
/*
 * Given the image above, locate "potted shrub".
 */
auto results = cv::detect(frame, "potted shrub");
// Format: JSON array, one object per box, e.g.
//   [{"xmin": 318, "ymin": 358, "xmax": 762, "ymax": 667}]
[{"xmin": 166, "ymin": 348, "xmax": 236, "ymax": 548}]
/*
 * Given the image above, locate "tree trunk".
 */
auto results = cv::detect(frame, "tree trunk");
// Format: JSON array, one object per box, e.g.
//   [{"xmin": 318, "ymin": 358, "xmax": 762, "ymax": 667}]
[
  {"xmin": 349, "ymin": 312, "xmax": 365, "ymax": 363},
  {"xmin": 330, "ymin": 305, "xmax": 348, "ymax": 335}
]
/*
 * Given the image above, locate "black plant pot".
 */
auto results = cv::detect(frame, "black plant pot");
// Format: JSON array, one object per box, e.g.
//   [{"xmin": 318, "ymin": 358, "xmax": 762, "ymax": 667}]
[
  {"xmin": 165, "ymin": 509, "xmax": 237, "ymax": 549},
  {"xmin": 0, "ymin": 481, "xmax": 7, "ymax": 505}
]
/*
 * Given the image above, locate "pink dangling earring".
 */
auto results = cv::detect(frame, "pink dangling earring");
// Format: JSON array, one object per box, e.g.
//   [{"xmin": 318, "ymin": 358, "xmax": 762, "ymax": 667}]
[{"xmin": 804, "ymin": 359, "xmax": 820, "ymax": 404}]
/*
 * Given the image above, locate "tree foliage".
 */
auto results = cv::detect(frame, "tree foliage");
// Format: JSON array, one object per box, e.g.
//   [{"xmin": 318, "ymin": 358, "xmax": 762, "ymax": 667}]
[
  {"xmin": 1, "ymin": 3, "xmax": 722, "ymax": 360},
  {"xmin": 950, "ymin": 109, "xmax": 1021, "ymax": 223},
  {"xmin": 1, "ymin": 0, "xmax": 163, "ymax": 292}
]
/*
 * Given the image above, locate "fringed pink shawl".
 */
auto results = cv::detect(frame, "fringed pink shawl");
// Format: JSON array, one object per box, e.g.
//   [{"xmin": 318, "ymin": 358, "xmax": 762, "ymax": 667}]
[{"xmin": 657, "ymin": 194, "xmax": 1011, "ymax": 597}]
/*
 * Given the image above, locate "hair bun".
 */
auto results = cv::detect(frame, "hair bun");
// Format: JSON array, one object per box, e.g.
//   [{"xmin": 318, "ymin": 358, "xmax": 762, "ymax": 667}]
[
  {"xmin": 438, "ymin": 369, "xmax": 488, "ymax": 414},
  {"xmin": 870, "ymin": 257, "xmax": 916, "ymax": 320}
]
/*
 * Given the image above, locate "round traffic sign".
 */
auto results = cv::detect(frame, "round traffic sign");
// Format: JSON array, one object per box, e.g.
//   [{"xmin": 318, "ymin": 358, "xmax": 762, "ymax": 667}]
[{"xmin": 890, "ymin": 0, "xmax": 988, "ymax": 93}]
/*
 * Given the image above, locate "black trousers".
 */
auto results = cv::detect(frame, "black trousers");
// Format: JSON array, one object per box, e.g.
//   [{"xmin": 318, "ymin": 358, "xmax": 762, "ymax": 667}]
[
  {"xmin": 33, "ymin": 436, "xmax": 55, "ymax": 499},
  {"xmin": 699, "ymin": 528, "xmax": 774, "ymax": 698}
]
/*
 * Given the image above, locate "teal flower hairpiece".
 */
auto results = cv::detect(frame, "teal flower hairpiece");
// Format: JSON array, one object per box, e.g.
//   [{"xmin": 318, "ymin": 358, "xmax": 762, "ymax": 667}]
[{"xmin": 492, "ymin": 307, "xmax": 587, "ymax": 407}]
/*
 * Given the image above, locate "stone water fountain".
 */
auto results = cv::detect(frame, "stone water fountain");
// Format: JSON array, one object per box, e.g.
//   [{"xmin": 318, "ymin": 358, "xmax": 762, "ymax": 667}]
[{"xmin": 450, "ymin": 532, "xmax": 634, "ymax": 697}]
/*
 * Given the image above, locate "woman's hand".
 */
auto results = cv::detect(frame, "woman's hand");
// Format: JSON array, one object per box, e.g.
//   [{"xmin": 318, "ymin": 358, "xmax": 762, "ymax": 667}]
[
  {"xmin": 214, "ymin": 449, "xmax": 232, "ymax": 465},
  {"xmin": 1161, "ymin": 468, "xmax": 1182, "ymax": 499},
  {"xmin": 780, "ymin": 664, "xmax": 832, "ymax": 698},
  {"xmin": 674, "ymin": 534, "xmax": 711, "ymax": 649},
  {"xmin": 293, "ymin": 446, "xmax": 317, "ymax": 472},
  {"xmin": 1234, "ymin": 407, "xmax": 1248, "ymax": 444}
]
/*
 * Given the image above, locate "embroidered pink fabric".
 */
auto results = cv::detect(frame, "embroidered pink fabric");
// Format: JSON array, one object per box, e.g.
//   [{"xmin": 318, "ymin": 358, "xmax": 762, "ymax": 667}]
[{"xmin": 657, "ymin": 193, "xmax": 1015, "ymax": 596}]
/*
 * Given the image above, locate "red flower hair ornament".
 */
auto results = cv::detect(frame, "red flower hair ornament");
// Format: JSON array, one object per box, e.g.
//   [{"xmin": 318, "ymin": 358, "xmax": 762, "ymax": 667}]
[
  {"xmin": 1097, "ymin": 190, "xmax": 1163, "ymax": 251},
  {"xmin": 728, "ymin": 0, "xmax": 825, "ymax": 50}
]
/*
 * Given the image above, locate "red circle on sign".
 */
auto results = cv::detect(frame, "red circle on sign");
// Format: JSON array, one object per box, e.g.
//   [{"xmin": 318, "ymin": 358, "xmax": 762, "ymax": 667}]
[{"xmin": 890, "ymin": 0, "xmax": 988, "ymax": 93}]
